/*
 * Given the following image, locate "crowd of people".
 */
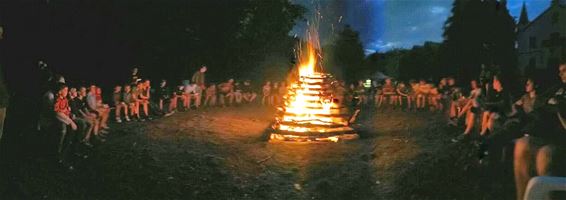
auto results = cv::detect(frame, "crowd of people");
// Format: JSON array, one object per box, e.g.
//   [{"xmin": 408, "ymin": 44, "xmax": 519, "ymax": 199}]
[
  {"xmin": 40, "ymin": 59, "xmax": 565, "ymax": 200},
  {"xmin": 318, "ymin": 63, "xmax": 565, "ymax": 200},
  {"xmin": 41, "ymin": 64, "xmax": 285, "ymax": 167}
]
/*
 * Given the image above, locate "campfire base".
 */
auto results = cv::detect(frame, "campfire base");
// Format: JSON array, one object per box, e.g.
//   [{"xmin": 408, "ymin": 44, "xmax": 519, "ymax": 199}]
[{"xmin": 269, "ymin": 130, "xmax": 359, "ymax": 143}]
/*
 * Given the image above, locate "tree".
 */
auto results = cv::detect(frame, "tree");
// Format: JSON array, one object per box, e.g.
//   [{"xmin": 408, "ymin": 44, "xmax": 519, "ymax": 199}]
[
  {"xmin": 441, "ymin": 0, "xmax": 518, "ymax": 92},
  {"xmin": 44, "ymin": 0, "xmax": 305, "ymax": 86},
  {"xmin": 323, "ymin": 25, "xmax": 365, "ymax": 82}
]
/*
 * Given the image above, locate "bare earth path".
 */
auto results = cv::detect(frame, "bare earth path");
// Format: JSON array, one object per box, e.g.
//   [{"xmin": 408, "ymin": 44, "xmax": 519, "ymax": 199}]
[{"xmin": 18, "ymin": 106, "xmax": 515, "ymax": 199}]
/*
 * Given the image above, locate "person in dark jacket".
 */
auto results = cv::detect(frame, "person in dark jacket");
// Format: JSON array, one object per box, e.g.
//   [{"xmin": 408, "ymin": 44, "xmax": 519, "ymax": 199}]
[{"xmin": 480, "ymin": 75, "xmax": 510, "ymax": 136}]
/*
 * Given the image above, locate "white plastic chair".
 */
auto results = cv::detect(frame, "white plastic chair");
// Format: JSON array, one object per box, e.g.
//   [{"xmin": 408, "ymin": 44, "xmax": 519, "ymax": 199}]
[{"xmin": 524, "ymin": 176, "xmax": 566, "ymax": 200}]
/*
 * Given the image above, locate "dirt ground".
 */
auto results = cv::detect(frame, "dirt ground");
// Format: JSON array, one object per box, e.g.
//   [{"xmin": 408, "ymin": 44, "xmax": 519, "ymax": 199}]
[{"xmin": 14, "ymin": 105, "xmax": 516, "ymax": 199}]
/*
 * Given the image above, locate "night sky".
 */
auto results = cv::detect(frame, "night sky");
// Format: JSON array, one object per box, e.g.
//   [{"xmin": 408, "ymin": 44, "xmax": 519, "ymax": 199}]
[{"xmin": 292, "ymin": 0, "xmax": 551, "ymax": 54}]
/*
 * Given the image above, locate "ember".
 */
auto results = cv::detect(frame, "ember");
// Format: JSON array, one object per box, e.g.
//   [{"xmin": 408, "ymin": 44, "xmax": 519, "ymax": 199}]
[{"xmin": 270, "ymin": 23, "xmax": 358, "ymax": 142}]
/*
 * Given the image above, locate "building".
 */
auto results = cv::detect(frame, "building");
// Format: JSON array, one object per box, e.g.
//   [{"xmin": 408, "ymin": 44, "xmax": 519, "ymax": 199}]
[{"xmin": 517, "ymin": 0, "xmax": 566, "ymax": 74}]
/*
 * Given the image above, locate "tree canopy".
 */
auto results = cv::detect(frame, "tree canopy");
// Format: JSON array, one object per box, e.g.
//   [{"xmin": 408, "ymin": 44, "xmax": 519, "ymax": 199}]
[{"xmin": 44, "ymin": 0, "xmax": 305, "ymax": 87}]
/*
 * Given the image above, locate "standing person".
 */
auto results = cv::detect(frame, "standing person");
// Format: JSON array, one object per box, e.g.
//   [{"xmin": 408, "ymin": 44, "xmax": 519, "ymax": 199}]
[
  {"xmin": 191, "ymin": 65, "xmax": 207, "ymax": 90},
  {"xmin": 270, "ymin": 82, "xmax": 279, "ymax": 106},
  {"xmin": 87, "ymin": 85, "xmax": 110, "ymax": 130},
  {"xmin": 113, "ymin": 85, "xmax": 129, "ymax": 123},
  {"xmin": 261, "ymin": 81, "xmax": 272, "ymax": 106},
  {"xmin": 204, "ymin": 84, "xmax": 217, "ymax": 106}
]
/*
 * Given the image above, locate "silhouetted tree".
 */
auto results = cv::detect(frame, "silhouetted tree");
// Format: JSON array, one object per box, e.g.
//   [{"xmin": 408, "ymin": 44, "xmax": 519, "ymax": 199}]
[
  {"xmin": 441, "ymin": 0, "xmax": 518, "ymax": 91},
  {"xmin": 324, "ymin": 25, "xmax": 365, "ymax": 82}
]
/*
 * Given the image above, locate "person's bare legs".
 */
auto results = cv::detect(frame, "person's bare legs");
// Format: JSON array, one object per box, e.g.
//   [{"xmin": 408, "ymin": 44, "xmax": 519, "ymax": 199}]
[
  {"xmin": 98, "ymin": 108, "xmax": 110, "ymax": 128},
  {"xmin": 377, "ymin": 95, "xmax": 383, "ymax": 108},
  {"xmin": 142, "ymin": 102, "xmax": 149, "ymax": 117},
  {"xmin": 464, "ymin": 111, "xmax": 475, "ymax": 135},
  {"xmin": 115, "ymin": 104, "xmax": 122, "ymax": 119},
  {"xmin": 249, "ymin": 93, "xmax": 257, "ymax": 103},
  {"xmin": 122, "ymin": 103, "xmax": 129, "ymax": 120},
  {"xmin": 486, "ymin": 113, "xmax": 499, "ymax": 134},
  {"xmin": 480, "ymin": 111, "xmax": 490, "ymax": 136},
  {"xmin": 194, "ymin": 95, "xmax": 201, "ymax": 108},
  {"xmin": 514, "ymin": 137, "xmax": 534, "ymax": 200},
  {"xmin": 228, "ymin": 93, "xmax": 234, "ymax": 105},
  {"xmin": 536, "ymin": 145, "xmax": 555, "ymax": 176},
  {"xmin": 262, "ymin": 95, "xmax": 268, "ymax": 106},
  {"xmin": 170, "ymin": 97, "xmax": 177, "ymax": 112}
]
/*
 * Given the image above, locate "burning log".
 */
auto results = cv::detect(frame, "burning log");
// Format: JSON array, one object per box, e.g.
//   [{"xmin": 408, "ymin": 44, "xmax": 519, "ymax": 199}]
[{"xmin": 270, "ymin": 73, "xmax": 359, "ymax": 142}]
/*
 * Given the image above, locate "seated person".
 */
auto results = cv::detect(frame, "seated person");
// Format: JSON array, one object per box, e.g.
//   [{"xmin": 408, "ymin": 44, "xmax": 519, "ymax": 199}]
[
  {"xmin": 129, "ymin": 84, "xmax": 142, "ymax": 121},
  {"xmin": 396, "ymin": 82, "xmax": 412, "ymax": 110},
  {"xmin": 138, "ymin": 80, "xmax": 151, "ymax": 120},
  {"xmin": 509, "ymin": 79, "xmax": 538, "ymax": 122},
  {"xmin": 242, "ymin": 80, "xmax": 257, "ymax": 103},
  {"xmin": 514, "ymin": 63, "xmax": 566, "ymax": 200},
  {"xmin": 204, "ymin": 84, "xmax": 217, "ymax": 107},
  {"xmin": 54, "ymin": 85, "xmax": 78, "ymax": 162},
  {"xmin": 377, "ymin": 78, "xmax": 396, "ymax": 108},
  {"xmin": 218, "ymin": 79, "xmax": 235, "ymax": 106},
  {"xmin": 77, "ymin": 87, "xmax": 102, "ymax": 145},
  {"xmin": 87, "ymin": 85, "xmax": 110, "ymax": 129},
  {"xmin": 233, "ymin": 81, "xmax": 244, "ymax": 104},
  {"xmin": 415, "ymin": 79, "xmax": 431, "ymax": 109},
  {"xmin": 156, "ymin": 80, "xmax": 175, "ymax": 116},
  {"xmin": 480, "ymin": 76, "xmax": 510, "ymax": 136},
  {"xmin": 113, "ymin": 85, "xmax": 129, "ymax": 123}
]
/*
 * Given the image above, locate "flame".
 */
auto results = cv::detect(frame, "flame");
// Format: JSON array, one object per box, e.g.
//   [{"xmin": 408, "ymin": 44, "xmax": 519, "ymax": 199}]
[
  {"xmin": 298, "ymin": 44, "xmax": 317, "ymax": 76},
  {"xmin": 271, "ymin": 13, "xmax": 357, "ymax": 142}
]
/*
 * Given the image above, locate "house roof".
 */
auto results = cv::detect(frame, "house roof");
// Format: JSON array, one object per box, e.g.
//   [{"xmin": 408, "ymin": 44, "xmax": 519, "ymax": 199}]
[{"xmin": 519, "ymin": 4, "xmax": 565, "ymax": 33}]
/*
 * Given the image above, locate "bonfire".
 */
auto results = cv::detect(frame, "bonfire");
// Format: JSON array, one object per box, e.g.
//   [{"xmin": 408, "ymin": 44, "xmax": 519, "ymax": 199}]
[{"xmin": 270, "ymin": 23, "xmax": 359, "ymax": 142}]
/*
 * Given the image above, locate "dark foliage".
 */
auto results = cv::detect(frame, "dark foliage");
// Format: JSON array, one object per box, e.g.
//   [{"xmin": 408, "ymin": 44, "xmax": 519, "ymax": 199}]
[
  {"xmin": 441, "ymin": 0, "xmax": 519, "ymax": 91},
  {"xmin": 323, "ymin": 25, "xmax": 365, "ymax": 82},
  {"xmin": 35, "ymin": 0, "xmax": 305, "ymax": 87}
]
